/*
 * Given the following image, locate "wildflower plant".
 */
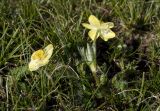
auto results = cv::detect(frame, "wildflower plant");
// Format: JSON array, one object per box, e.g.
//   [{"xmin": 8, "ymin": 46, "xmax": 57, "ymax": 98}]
[{"xmin": 81, "ymin": 15, "xmax": 116, "ymax": 86}]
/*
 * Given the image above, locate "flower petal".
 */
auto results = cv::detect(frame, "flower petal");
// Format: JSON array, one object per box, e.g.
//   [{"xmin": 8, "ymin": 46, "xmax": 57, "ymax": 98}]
[
  {"xmin": 106, "ymin": 22, "xmax": 114, "ymax": 28},
  {"xmin": 101, "ymin": 22, "xmax": 114, "ymax": 29},
  {"xmin": 101, "ymin": 29, "xmax": 115, "ymax": 41},
  {"xmin": 82, "ymin": 23, "xmax": 96, "ymax": 29},
  {"xmin": 29, "ymin": 60, "xmax": 44, "ymax": 71},
  {"xmin": 44, "ymin": 44, "xmax": 53, "ymax": 60},
  {"xmin": 89, "ymin": 15, "xmax": 100, "ymax": 27},
  {"xmin": 88, "ymin": 29, "xmax": 99, "ymax": 41},
  {"xmin": 29, "ymin": 58, "xmax": 49, "ymax": 71}
]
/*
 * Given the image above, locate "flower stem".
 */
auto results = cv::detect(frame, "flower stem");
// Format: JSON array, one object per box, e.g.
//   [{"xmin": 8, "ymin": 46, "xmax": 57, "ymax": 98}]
[
  {"xmin": 91, "ymin": 42, "xmax": 99, "ymax": 86},
  {"xmin": 91, "ymin": 64, "xmax": 99, "ymax": 86}
]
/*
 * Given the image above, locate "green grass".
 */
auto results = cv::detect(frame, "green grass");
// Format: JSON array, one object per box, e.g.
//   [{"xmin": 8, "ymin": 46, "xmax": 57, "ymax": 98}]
[{"xmin": 0, "ymin": 0, "xmax": 160, "ymax": 110}]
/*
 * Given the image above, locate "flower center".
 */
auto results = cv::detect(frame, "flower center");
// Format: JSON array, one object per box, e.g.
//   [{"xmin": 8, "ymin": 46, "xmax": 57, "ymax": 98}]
[
  {"xmin": 100, "ymin": 29, "xmax": 110, "ymax": 35},
  {"xmin": 32, "ymin": 49, "xmax": 45, "ymax": 60}
]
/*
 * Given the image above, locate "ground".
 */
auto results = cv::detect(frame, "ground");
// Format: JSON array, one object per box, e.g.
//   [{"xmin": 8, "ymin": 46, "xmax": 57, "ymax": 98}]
[{"xmin": 0, "ymin": 0, "xmax": 160, "ymax": 111}]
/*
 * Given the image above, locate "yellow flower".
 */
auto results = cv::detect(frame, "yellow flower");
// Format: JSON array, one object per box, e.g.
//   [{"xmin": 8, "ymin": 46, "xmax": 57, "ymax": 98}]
[
  {"xmin": 29, "ymin": 44, "xmax": 53, "ymax": 71},
  {"xmin": 82, "ymin": 15, "xmax": 115, "ymax": 41}
]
